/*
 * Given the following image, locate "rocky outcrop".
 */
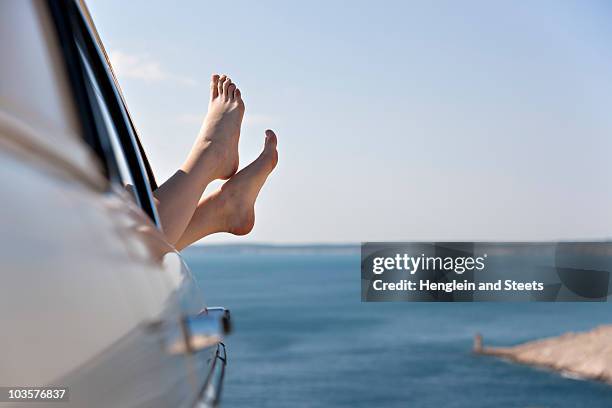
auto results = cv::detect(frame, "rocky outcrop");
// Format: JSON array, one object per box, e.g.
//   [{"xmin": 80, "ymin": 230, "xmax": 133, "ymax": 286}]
[{"xmin": 474, "ymin": 326, "xmax": 612, "ymax": 383}]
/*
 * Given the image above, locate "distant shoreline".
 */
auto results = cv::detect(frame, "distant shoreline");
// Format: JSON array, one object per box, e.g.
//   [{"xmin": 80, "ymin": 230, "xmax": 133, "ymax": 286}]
[{"xmin": 183, "ymin": 243, "xmax": 360, "ymax": 255}]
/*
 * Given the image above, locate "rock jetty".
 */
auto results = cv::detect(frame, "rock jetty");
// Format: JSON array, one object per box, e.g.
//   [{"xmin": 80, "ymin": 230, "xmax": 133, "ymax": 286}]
[{"xmin": 473, "ymin": 326, "xmax": 612, "ymax": 383}]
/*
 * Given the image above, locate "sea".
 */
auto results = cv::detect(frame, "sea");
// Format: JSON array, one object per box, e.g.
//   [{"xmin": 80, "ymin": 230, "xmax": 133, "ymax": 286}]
[{"xmin": 183, "ymin": 245, "xmax": 612, "ymax": 408}]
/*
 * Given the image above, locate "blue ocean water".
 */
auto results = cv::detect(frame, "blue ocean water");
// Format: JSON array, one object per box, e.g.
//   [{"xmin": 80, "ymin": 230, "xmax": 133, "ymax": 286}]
[{"xmin": 184, "ymin": 247, "xmax": 612, "ymax": 408}]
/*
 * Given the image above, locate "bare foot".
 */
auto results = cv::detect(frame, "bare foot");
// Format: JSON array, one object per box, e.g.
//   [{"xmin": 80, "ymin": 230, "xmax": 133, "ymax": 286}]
[
  {"xmin": 175, "ymin": 130, "xmax": 278, "ymax": 249},
  {"xmin": 221, "ymin": 129, "xmax": 279, "ymax": 235},
  {"xmin": 183, "ymin": 74, "xmax": 245, "ymax": 180}
]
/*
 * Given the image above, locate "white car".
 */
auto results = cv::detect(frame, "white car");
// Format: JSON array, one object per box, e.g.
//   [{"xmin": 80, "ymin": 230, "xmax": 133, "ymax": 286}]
[{"xmin": 0, "ymin": 1, "xmax": 229, "ymax": 406}]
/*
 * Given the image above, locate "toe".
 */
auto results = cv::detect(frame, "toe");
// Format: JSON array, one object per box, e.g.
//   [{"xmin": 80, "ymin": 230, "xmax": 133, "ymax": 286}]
[
  {"xmin": 261, "ymin": 130, "xmax": 279, "ymax": 170},
  {"xmin": 265, "ymin": 129, "xmax": 278, "ymax": 149},
  {"xmin": 210, "ymin": 74, "xmax": 220, "ymax": 99},
  {"xmin": 234, "ymin": 88, "xmax": 242, "ymax": 100},
  {"xmin": 222, "ymin": 77, "xmax": 232, "ymax": 98},
  {"xmin": 227, "ymin": 83, "xmax": 237, "ymax": 100},
  {"xmin": 217, "ymin": 75, "xmax": 227, "ymax": 95}
]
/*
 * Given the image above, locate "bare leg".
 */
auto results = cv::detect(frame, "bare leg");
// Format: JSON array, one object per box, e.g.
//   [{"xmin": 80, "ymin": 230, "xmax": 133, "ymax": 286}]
[
  {"xmin": 175, "ymin": 130, "xmax": 278, "ymax": 250},
  {"xmin": 154, "ymin": 74, "xmax": 244, "ymax": 245}
]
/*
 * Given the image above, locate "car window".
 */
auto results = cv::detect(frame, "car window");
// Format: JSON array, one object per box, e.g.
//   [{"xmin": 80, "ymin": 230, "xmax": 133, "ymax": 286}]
[
  {"xmin": 78, "ymin": 45, "xmax": 138, "ymax": 203},
  {"xmin": 49, "ymin": 0, "xmax": 161, "ymax": 226}
]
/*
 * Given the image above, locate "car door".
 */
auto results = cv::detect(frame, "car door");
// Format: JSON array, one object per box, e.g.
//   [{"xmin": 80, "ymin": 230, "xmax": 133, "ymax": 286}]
[
  {"xmin": 0, "ymin": 1, "xmax": 225, "ymax": 407},
  {"xmin": 51, "ymin": 1, "xmax": 230, "ymax": 406}
]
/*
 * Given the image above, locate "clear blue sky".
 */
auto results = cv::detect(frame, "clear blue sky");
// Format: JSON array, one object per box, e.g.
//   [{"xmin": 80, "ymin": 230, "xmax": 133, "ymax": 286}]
[{"xmin": 88, "ymin": 0, "xmax": 612, "ymax": 244}]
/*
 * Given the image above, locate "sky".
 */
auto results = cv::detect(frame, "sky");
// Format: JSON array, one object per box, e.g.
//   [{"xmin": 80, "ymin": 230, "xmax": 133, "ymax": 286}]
[{"xmin": 87, "ymin": 0, "xmax": 612, "ymax": 244}]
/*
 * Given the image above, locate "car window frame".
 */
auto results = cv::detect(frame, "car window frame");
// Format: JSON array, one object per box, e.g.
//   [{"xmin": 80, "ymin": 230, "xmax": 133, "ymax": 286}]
[{"xmin": 47, "ymin": 0, "xmax": 161, "ymax": 227}]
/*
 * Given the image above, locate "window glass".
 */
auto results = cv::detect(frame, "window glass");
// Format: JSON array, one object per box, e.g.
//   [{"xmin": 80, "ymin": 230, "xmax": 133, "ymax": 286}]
[{"xmin": 78, "ymin": 45, "xmax": 138, "ymax": 204}]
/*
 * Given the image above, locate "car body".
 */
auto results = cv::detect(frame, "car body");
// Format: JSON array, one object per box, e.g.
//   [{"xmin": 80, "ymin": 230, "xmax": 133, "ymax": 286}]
[{"xmin": 0, "ymin": 1, "xmax": 228, "ymax": 406}]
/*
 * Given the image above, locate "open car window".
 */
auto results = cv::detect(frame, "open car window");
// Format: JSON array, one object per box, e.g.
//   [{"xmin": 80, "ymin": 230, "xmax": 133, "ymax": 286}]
[
  {"xmin": 78, "ymin": 44, "xmax": 138, "ymax": 203},
  {"xmin": 47, "ymin": 0, "xmax": 160, "ymax": 226}
]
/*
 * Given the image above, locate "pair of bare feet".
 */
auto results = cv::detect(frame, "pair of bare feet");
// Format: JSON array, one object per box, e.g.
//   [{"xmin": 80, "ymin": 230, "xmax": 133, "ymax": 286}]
[{"xmin": 154, "ymin": 74, "xmax": 278, "ymax": 250}]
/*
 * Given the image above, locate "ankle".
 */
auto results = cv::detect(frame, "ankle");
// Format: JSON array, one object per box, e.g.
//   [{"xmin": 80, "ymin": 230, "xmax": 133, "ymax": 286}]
[{"xmin": 182, "ymin": 141, "xmax": 236, "ymax": 181}]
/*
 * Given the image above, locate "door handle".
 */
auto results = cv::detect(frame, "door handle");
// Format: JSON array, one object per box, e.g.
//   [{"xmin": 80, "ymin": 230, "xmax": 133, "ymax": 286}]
[
  {"xmin": 165, "ymin": 307, "xmax": 231, "ymax": 355},
  {"xmin": 200, "ymin": 307, "xmax": 232, "ymax": 335}
]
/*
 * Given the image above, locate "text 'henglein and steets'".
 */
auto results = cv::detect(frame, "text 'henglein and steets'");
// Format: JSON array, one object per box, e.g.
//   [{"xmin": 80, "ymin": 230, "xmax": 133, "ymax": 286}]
[{"xmin": 370, "ymin": 253, "xmax": 544, "ymax": 293}]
